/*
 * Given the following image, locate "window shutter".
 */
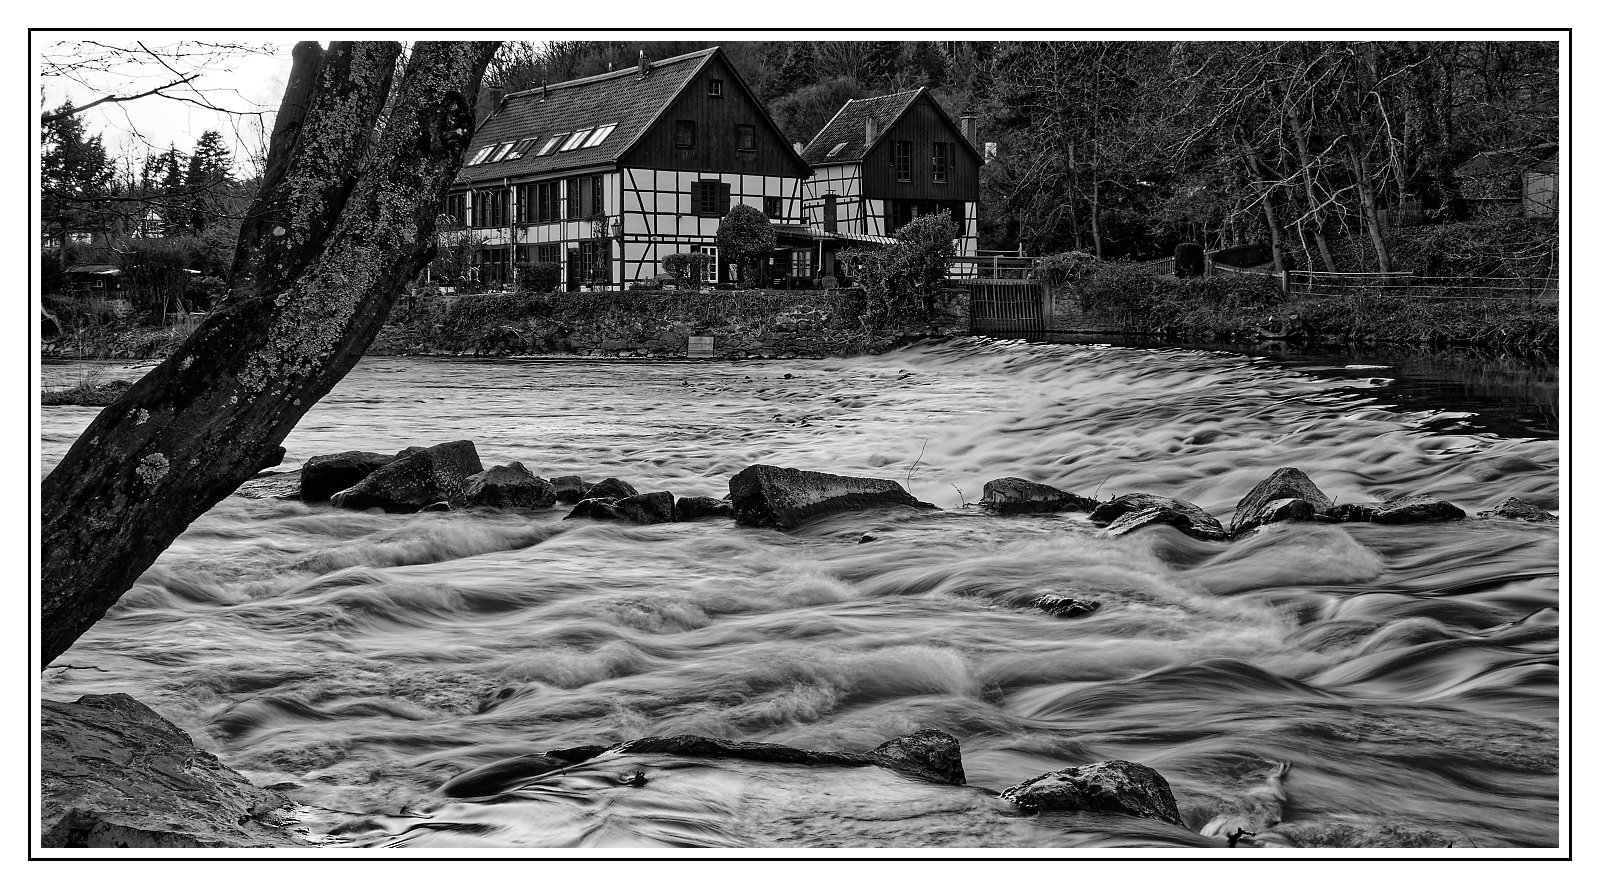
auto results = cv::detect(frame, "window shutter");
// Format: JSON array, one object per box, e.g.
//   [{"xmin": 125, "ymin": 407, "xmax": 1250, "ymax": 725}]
[
  {"xmin": 718, "ymin": 183, "xmax": 732, "ymax": 215},
  {"xmin": 690, "ymin": 181, "xmax": 702, "ymax": 215}
]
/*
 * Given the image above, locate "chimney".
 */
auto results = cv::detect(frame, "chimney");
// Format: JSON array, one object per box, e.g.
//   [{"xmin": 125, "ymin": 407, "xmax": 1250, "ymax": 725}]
[
  {"xmin": 476, "ymin": 82, "xmax": 506, "ymax": 125},
  {"xmin": 960, "ymin": 112, "xmax": 978, "ymax": 149},
  {"xmin": 792, "ymin": 141, "xmax": 804, "ymax": 154},
  {"xmin": 865, "ymin": 115, "xmax": 878, "ymax": 144},
  {"xmin": 541, "ymin": 81, "xmax": 548, "ymax": 101},
  {"xmin": 638, "ymin": 49, "xmax": 651, "ymax": 77}
]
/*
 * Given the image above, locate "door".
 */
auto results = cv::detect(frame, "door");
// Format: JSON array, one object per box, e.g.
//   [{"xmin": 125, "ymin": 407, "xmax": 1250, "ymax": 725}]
[{"xmin": 566, "ymin": 248, "xmax": 580, "ymax": 292}]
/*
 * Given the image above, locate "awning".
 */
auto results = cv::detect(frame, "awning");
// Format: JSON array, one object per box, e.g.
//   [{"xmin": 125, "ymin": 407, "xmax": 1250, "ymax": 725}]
[{"xmin": 772, "ymin": 224, "xmax": 898, "ymax": 247}]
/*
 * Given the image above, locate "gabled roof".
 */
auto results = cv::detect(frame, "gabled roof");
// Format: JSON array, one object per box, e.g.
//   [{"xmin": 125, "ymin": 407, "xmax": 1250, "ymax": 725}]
[
  {"xmin": 800, "ymin": 89, "xmax": 921, "ymax": 166},
  {"xmin": 455, "ymin": 48, "xmax": 718, "ymax": 185}
]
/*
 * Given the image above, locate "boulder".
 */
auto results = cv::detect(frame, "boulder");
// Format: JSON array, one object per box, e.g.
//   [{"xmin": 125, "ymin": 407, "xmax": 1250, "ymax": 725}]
[
  {"xmin": 1098, "ymin": 500, "xmax": 1228, "ymax": 542},
  {"xmin": 676, "ymin": 495, "xmax": 734, "ymax": 520},
  {"xmin": 1033, "ymin": 594, "xmax": 1101, "ymax": 619},
  {"xmin": 41, "ymin": 693, "xmax": 309, "ymax": 847},
  {"xmin": 1230, "ymin": 468, "xmax": 1332, "ymax": 535},
  {"xmin": 587, "ymin": 477, "xmax": 639, "ymax": 500},
  {"xmin": 867, "ymin": 730, "xmax": 965, "ymax": 785},
  {"xmin": 330, "ymin": 440, "xmax": 483, "ymax": 513},
  {"xmin": 1255, "ymin": 497, "xmax": 1317, "ymax": 528},
  {"xmin": 1327, "ymin": 502, "xmax": 1380, "ymax": 523},
  {"xmin": 451, "ymin": 462, "xmax": 557, "ymax": 510},
  {"xmin": 1371, "ymin": 495, "xmax": 1466, "ymax": 525},
  {"xmin": 300, "ymin": 450, "xmax": 396, "ymax": 502},
  {"xmin": 565, "ymin": 492, "xmax": 676, "ymax": 524},
  {"xmin": 979, "ymin": 478, "xmax": 1097, "ymax": 515},
  {"xmin": 728, "ymin": 464, "xmax": 935, "ymax": 530},
  {"xmin": 1477, "ymin": 497, "xmax": 1556, "ymax": 523},
  {"xmin": 551, "ymin": 475, "xmax": 592, "ymax": 504},
  {"xmin": 1000, "ymin": 760, "xmax": 1183, "ymax": 826}
]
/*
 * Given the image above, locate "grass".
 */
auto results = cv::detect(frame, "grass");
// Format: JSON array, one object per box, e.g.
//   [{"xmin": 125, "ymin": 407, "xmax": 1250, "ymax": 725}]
[{"xmin": 41, "ymin": 371, "xmax": 133, "ymax": 406}]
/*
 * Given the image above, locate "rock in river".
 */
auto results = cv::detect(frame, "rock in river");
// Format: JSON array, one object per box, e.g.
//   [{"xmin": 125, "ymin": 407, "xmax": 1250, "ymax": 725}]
[
  {"xmin": 452, "ymin": 462, "xmax": 557, "ymax": 510},
  {"xmin": 1477, "ymin": 496, "xmax": 1555, "ymax": 523},
  {"xmin": 979, "ymin": 477, "xmax": 1098, "ymax": 515},
  {"xmin": 330, "ymin": 440, "xmax": 483, "ymax": 512},
  {"xmin": 1092, "ymin": 493, "xmax": 1227, "ymax": 541},
  {"xmin": 1230, "ymin": 467, "xmax": 1332, "ymax": 535},
  {"xmin": 1000, "ymin": 760, "xmax": 1183, "ymax": 826},
  {"xmin": 586, "ymin": 477, "xmax": 639, "ymax": 500},
  {"xmin": 551, "ymin": 475, "xmax": 591, "ymax": 504},
  {"xmin": 728, "ymin": 464, "xmax": 935, "ymax": 530},
  {"xmin": 41, "ymin": 693, "xmax": 308, "ymax": 847},
  {"xmin": 300, "ymin": 450, "xmax": 396, "ymax": 502},
  {"xmin": 566, "ymin": 491, "xmax": 677, "ymax": 524},
  {"xmin": 676, "ymin": 495, "xmax": 734, "ymax": 520},
  {"xmin": 1372, "ymin": 495, "xmax": 1466, "ymax": 524}
]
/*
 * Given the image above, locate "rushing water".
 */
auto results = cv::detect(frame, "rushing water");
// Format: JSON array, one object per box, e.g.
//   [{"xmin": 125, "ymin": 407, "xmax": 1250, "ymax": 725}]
[{"xmin": 38, "ymin": 339, "xmax": 1561, "ymax": 849}]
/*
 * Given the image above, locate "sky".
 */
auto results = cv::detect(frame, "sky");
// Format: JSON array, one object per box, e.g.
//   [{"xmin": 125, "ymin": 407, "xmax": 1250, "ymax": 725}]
[{"xmin": 37, "ymin": 39, "xmax": 294, "ymax": 179}]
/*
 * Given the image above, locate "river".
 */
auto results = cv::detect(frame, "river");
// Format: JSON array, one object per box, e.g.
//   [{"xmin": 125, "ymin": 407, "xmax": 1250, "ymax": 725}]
[{"xmin": 38, "ymin": 338, "xmax": 1562, "ymax": 849}]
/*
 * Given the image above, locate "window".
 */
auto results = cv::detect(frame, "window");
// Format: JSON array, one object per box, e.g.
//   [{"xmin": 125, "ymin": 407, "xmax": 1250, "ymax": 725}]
[
  {"xmin": 444, "ymin": 192, "xmax": 468, "ymax": 227},
  {"xmin": 693, "ymin": 180, "xmax": 730, "ymax": 217},
  {"xmin": 537, "ymin": 134, "xmax": 566, "ymax": 156},
  {"xmin": 578, "ymin": 239, "xmax": 610, "ymax": 283},
  {"xmin": 708, "ymin": 79, "xmax": 723, "ymax": 97},
  {"xmin": 467, "ymin": 145, "xmax": 495, "ymax": 165},
  {"xmin": 893, "ymin": 140, "xmax": 912, "ymax": 182},
  {"xmin": 561, "ymin": 129, "xmax": 592, "ymax": 151},
  {"xmin": 536, "ymin": 244, "xmax": 559, "ymax": 265},
  {"xmin": 534, "ymin": 181, "xmax": 561, "ymax": 222},
  {"xmin": 505, "ymin": 138, "xmax": 537, "ymax": 160},
  {"xmin": 932, "ymin": 141, "xmax": 949, "ymax": 184},
  {"xmin": 582, "ymin": 124, "xmax": 617, "ymax": 148},
  {"xmin": 567, "ymin": 174, "xmax": 604, "ymax": 218},
  {"xmin": 487, "ymin": 141, "xmax": 516, "ymax": 163},
  {"xmin": 764, "ymin": 196, "xmax": 782, "ymax": 220},
  {"xmin": 675, "ymin": 120, "xmax": 696, "ymax": 148},
  {"xmin": 692, "ymin": 245, "xmax": 717, "ymax": 284},
  {"xmin": 477, "ymin": 246, "xmax": 512, "ymax": 287},
  {"xmin": 826, "ymin": 142, "xmax": 849, "ymax": 159},
  {"xmin": 790, "ymin": 249, "xmax": 812, "ymax": 279},
  {"xmin": 471, "ymin": 187, "xmax": 510, "ymax": 228},
  {"xmin": 736, "ymin": 125, "xmax": 757, "ymax": 153}
]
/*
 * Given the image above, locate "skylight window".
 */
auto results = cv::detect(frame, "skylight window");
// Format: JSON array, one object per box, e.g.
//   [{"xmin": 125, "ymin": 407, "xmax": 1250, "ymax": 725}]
[
  {"xmin": 486, "ymin": 141, "xmax": 516, "ymax": 163},
  {"xmin": 582, "ymin": 124, "xmax": 617, "ymax": 148},
  {"xmin": 826, "ymin": 142, "xmax": 849, "ymax": 158},
  {"xmin": 537, "ymin": 134, "xmax": 566, "ymax": 157},
  {"xmin": 561, "ymin": 129, "xmax": 594, "ymax": 151},
  {"xmin": 505, "ymin": 138, "xmax": 537, "ymax": 160},
  {"xmin": 467, "ymin": 146, "xmax": 495, "ymax": 165}
]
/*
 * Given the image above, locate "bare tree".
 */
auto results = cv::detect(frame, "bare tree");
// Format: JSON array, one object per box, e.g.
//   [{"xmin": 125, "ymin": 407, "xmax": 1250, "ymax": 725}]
[{"xmin": 40, "ymin": 40, "xmax": 499, "ymax": 668}]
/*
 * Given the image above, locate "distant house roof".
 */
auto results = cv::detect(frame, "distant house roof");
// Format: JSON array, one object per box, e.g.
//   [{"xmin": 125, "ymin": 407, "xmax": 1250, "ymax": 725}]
[
  {"xmin": 1454, "ymin": 143, "xmax": 1559, "ymax": 201},
  {"xmin": 800, "ymin": 89, "xmax": 922, "ymax": 166},
  {"xmin": 65, "ymin": 264, "xmax": 119, "ymax": 275}
]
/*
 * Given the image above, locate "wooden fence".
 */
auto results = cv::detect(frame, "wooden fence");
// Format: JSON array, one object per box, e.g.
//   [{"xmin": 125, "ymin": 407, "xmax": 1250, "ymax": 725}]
[{"xmin": 1285, "ymin": 271, "xmax": 1557, "ymax": 301}]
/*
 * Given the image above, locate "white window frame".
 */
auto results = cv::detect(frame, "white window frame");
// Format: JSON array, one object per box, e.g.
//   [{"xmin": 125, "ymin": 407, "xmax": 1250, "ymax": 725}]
[
  {"xmin": 486, "ymin": 141, "xmax": 516, "ymax": 163},
  {"xmin": 537, "ymin": 134, "xmax": 566, "ymax": 156},
  {"xmin": 561, "ymin": 129, "xmax": 593, "ymax": 151},
  {"xmin": 694, "ymin": 245, "xmax": 718, "ymax": 284},
  {"xmin": 582, "ymin": 124, "xmax": 617, "ymax": 148},
  {"xmin": 467, "ymin": 146, "xmax": 495, "ymax": 165}
]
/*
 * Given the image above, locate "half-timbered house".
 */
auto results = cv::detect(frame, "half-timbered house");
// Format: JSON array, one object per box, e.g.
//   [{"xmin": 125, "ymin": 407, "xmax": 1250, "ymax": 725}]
[
  {"xmin": 448, "ymin": 47, "xmax": 811, "ymax": 290},
  {"xmin": 796, "ymin": 88, "xmax": 982, "ymax": 279}
]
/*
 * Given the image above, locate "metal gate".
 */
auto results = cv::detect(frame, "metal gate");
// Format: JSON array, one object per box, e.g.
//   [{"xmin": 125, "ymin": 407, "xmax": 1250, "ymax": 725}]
[{"xmin": 967, "ymin": 279, "xmax": 1050, "ymax": 334}]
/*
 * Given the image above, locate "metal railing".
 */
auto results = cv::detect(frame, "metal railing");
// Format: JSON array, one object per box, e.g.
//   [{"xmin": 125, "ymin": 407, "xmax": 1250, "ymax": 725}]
[{"xmin": 1286, "ymin": 271, "xmax": 1557, "ymax": 301}]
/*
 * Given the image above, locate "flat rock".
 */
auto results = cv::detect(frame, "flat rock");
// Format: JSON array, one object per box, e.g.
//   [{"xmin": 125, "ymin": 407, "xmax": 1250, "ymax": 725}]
[
  {"xmin": 1000, "ymin": 760, "xmax": 1183, "ymax": 825},
  {"xmin": 1033, "ymin": 594, "xmax": 1102, "ymax": 619},
  {"xmin": 676, "ymin": 495, "xmax": 734, "ymax": 520},
  {"xmin": 41, "ymin": 693, "xmax": 309, "ymax": 847},
  {"xmin": 979, "ymin": 478, "xmax": 1097, "ymax": 515},
  {"xmin": 452, "ymin": 462, "xmax": 557, "ymax": 510},
  {"xmin": 1476, "ymin": 497, "xmax": 1555, "ymax": 523},
  {"xmin": 1230, "ymin": 468, "xmax": 1332, "ymax": 535},
  {"xmin": 1099, "ymin": 500, "xmax": 1228, "ymax": 542},
  {"xmin": 300, "ymin": 450, "xmax": 396, "ymax": 502},
  {"xmin": 551, "ymin": 475, "xmax": 591, "ymax": 504},
  {"xmin": 330, "ymin": 440, "xmax": 483, "ymax": 513},
  {"xmin": 728, "ymin": 464, "xmax": 935, "ymax": 530},
  {"xmin": 234, "ymin": 469, "xmax": 303, "ymax": 500},
  {"xmin": 566, "ymin": 491, "xmax": 676, "ymax": 524},
  {"xmin": 1371, "ymin": 495, "xmax": 1466, "ymax": 524},
  {"xmin": 611, "ymin": 730, "xmax": 965, "ymax": 785}
]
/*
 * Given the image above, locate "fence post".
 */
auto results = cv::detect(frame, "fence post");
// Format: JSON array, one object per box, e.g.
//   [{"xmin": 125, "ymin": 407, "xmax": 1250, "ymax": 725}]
[{"xmin": 1280, "ymin": 270, "xmax": 1289, "ymax": 294}]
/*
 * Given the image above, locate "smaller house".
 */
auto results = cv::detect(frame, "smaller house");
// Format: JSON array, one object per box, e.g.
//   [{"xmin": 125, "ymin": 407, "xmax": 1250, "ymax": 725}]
[
  {"xmin": 62, "ymin": 264, "xmax": 122, "ymax": 296},
  {"xmin": 1454, "ymin": 143, "xmax": 1558, "ymax": 219}
]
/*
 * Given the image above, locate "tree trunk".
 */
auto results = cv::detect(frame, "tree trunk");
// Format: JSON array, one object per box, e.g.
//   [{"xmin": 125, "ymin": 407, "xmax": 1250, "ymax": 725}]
[
  {"xmin": 39, "ymin": 41, "xmax": 498, "ymax": 668},
  {"xmin": 1280, "ymin": 88, "xmax": 1339, "ymax": 272},
  {"xmin": 1346, "ymin": 134, "xmax": 1393, "ymax": 273},
  {"xmin": 1239, "ymin": 138, "xmax": 1290, "ymax": 273}
]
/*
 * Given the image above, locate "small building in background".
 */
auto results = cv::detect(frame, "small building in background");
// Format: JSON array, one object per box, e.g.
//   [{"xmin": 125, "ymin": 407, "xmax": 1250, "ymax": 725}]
[
  {"xmin": 796, "ymin": 88, "xmax": 982, "ymax": 280},
  {"xmin": 1454, "ymin": 142, "xmax": 1559, "ymax": 220}
]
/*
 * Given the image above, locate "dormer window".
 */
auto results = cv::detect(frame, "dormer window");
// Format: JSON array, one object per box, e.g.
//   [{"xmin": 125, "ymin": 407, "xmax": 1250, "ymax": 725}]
[
  {"xmin": 561, "ymin": 129, "xmax": 593, "ymax": 151},
  {"xmin": 537, "ymin": 134, "xmax": 566, "ymax": 156},
  {"xmin": 486, "ymin": 141, "xmax": 516, "ymax": 163},
  {"xmin": 505, "ymin": 138, "xmax": 537, "ymax": 160},
  {"xmin": 467, "ymin": 145, "xmax": 495, "ymax": 165},
  {"xmin": 582, "ymin": 124, "xmax": 617, "ymax": 148},
  {"xmin": 708, "ymin": 79, "xmax": 723, "ymax": 97},
  {"xmin": 826, "ymin": 142, "xmax": 848, "ymax": 159}
]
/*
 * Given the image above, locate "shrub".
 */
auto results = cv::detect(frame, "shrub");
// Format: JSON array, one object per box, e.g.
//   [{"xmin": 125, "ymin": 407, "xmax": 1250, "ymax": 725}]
[
  {"xmin": 1174, "ymin": 243, "xmax": 1205, "ymax": 278},
  {"xmin": 117, "ymin": 242, "xmax": 197, "ymax": 320},
  {"xmin": 848, "ymin": 210, "xmax": 957, "ymax": 324},
  {"xmin": 662, "ymin": 252, "xmax": 713, "ymax": 287},
  {"xmin": 717, "ymin": 204, "xmax": 776, "ymax": 284},
  {"xmin": 41, "ymin": 252, "xmax": 64, "ymax": 295},
  {"xmin": 184, "ymin": 275, "xmax": 226, "ymax": 310},
  {"xmin": 517, "ymin": 261, "xmax": 561, "ymax": 293}
]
